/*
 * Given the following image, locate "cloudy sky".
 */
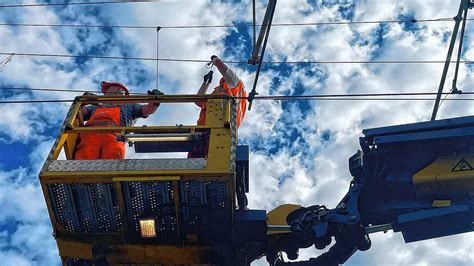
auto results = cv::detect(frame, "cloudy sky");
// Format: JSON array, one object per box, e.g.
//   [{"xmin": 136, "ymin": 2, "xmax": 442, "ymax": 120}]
[{"xmin": 1, "ymin": 0, "xmax": 474, "ymax": 265}]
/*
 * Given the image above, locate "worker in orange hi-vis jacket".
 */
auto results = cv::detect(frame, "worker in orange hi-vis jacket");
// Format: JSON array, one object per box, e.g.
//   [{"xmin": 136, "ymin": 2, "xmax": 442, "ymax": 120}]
[
  {"xmin": 74, "ymin": 81, "xmax": 163, "ymax": 160},
  {"xmin": 196, "ymin": 55, "xmax": 247, "ymax": 128}
]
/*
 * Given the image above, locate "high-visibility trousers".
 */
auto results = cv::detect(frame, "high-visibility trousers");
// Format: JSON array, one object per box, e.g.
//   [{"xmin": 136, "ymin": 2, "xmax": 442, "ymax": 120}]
[
  {"xmin": 74, "ymin": 106, "xmax": 125, "ymax": 160},
  {"xmin": 74, "ymin": 133, "xmax": 125, "ymax": 159},
  {"xmin": 74, "ymin": 133, "xmax": 125, "ymax": 160}
]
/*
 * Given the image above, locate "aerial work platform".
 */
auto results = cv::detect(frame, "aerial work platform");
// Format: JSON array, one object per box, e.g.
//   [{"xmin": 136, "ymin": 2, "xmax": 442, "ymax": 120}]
[
  {"xmin": 39, "ymin": 94, "xmax": 263, "ymax": 265},
  {"xmin": 38, "ymin": 94, "xmax": 474, "ymax": 265}
]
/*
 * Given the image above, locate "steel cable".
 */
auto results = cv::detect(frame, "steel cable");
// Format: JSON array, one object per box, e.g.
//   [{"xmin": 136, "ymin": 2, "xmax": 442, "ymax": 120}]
[
  {"xmin": 0, "ymin": 92, "xmax": 473, "ymax": 104},
  {"xmin": 0, "ymin": 18, "xmax": 458, "ymax": 29},
  {"xmin": 0, "ymin": 1, "xmax": 158, "ymax": 8},
  {"xmin": 1, "ymin": 52, "xmax": 472, "ymax": 65}
]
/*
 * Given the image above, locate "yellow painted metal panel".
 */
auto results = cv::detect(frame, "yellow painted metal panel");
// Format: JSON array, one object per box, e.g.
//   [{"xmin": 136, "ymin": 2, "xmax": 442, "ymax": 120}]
[
  {"xmin": 52, "ymin": 134, "xmax": 69, "ymax": 160},
  {"xmin": 112, "ymin": 176, "xmax": 180, "ymax": 182},
  {"xmin": 203, "ymin": 99, "xmax": 229, "ymax": 127},
  {"xmin": 65, "ymin": 101, "xmax": 82, "ymax": 129},
  {"xmin": 57, "ymin": 239, "xmax": 93, "ymax": 259},
  {"xmin": 432, "ymin": 200, "xmax": 451, "ymax": 207},
  {"xmin": 57, "ymin": 239, "xmax": 213, "ymax": 264},
  {"xmin": 41, "ymin": 171, "xmax": 233, "ymax": 182},
  {"xmin": 207, "ymin": 129, "xmax": 232, "ymax": 172},
  {"xmin": 111, "ymin": 244, "xmax": 211, "ymax": 264},
  {"xmin": 414, "ymin": 154, "xmax": 474, "ymax": 196},
  {"xmin": 66, "ymin": 125, "xmax": 223, "ymax": 134},
  {"xmin": 64, "ymin": 120, "xmax": 80, "ymax": 159},
  {"xmin": 266, "ymin": 205, "xmax": 302, "ymax": 256},
  {"xmin": 414, "ymin": 155, "xmax": 474, "ymax": 183},
  {"xmin": 267, "ymin": 204, "xmax": 302, "ymax": 235}
]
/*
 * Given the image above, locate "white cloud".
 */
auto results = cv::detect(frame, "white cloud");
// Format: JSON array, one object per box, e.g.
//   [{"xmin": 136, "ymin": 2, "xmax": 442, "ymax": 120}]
[
  {"xmin": 1, "ymin": 1, "xmax": 474, "ymax": 265},
  {"xmin": 0, "ymin": 168, "xmax": 49, "ymax": 224},
  {"xmin": 10, "ymin": 223, "xmax": 59, "ymax": 265},
  {"xmin": 0, "ymin": 250, "xmax": 32, "ymax": 266}
]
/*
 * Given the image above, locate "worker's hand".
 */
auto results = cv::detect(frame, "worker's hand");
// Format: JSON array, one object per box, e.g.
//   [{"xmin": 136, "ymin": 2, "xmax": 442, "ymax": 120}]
[
  {"xmin": 83, "ymin": 92, "xmax": 97, "ymax": 96},
  {"xmin": 147, "ymin": 89, "xmax": 164, "ymax": 106},
  {"xmin": 211, "ymin": 55, "xmax": 219, "ymax": 63},
  {"xmin": 147, "ymin": 89, "xmax": 165, "ymax": 96},
  {"xmin": 203, "ymin": 70, "xmax": 213, "ymax": 84}
]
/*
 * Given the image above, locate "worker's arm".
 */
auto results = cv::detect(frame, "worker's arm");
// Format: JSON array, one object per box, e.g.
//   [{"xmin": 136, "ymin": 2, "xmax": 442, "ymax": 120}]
[
  {"xmin": 212, "ymin": 56, "xmax": 228, "ymax": 76},
  {"xmin": 80, "ymin": 107, "xmax": 88, "ymax": 118},
  {"xmin": 141, "ymin": 103, "xmax": 159, "ymax": 117},
  {"xmin": 80, "ymin": 106, "xmax": 96, "ymax": 121},
  {"xmin": 79, "ymin": 92, "xmax": 100, "ymax": 122},
  {"xmin": 196, "ymin": 71, "xmax": 213, "ymax": 107},
  {"xmin": 212, "ymin": 55, "xmax": 241, "ymax": 89},
  {"xmin": 141, "ymin": 89, "xmax": 163, "ymax": 117}
]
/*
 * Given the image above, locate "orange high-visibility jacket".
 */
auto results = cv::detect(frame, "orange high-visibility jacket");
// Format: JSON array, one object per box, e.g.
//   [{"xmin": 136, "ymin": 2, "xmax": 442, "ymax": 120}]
[
  {"xmin": 74, "ymin": 107, "xmax": 126, "ymax": 160},
  {"xmin": 197, "ymin": 78, "xmax": 247, "ymax": 128}
]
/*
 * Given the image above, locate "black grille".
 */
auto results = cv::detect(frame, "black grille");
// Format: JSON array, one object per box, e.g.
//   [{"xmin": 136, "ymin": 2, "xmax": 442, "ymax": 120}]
[
  {"xmin": 49, "ymin": 183, "xmax": 122, "ymax": 234},
  {"xmin": 49, "ymin": 180, "xmax": 230, "ymax": 244},
  {"xmin": 180, "ymin": 181, "xmax": 229, "ymax": 244},
  {"xmin": 123, "ymin": 181, "xmax": 177, "ymax": 241}
]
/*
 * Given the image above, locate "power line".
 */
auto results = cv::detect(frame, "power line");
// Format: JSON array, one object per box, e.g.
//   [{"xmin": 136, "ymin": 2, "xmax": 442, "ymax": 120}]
[
  {"xmin": 0, "ymin": 99, "xmax": 74, "ymax": 104},
  {"xmin": 0, "ymin": 86, "xmax": 149, "ymax": 95},
  {"xmin": 251, "ymin": 92, "xmax": 474, "ymax": 99},
  {"xmin": 0, "ymin": 17, "xmax": 458, "ymax": 30},
  {"xmin": 0, "ymin": 1, "xmax": 157, "ymax": 8},
  {"xmin": 1, "ymin": 98, "xmax": 472, "ymax": 104},
  {"xmin": 3, "ymin": 87, "xmax": 474, "ymax": 97},
  {"xmin": 0, "ymin": 93, "xmax": 472, "ymax": 104},
  {"xmin": 1, "ymin": 52, "xmax": 472, "ymax": 64},
  {"xmin": 255, "ymin": 98, "xmax": 474, "ymax": 101},
  {"xmin": 0, "ymin": 51, "xmax": 211, "ymax": 63},
  {"xmin": 0, "ymin": 87, "xmax": 98, "ymax": 93},
  {"xmin": 271, "ymin": 17, "xmax": 455, "ymax": 26}
]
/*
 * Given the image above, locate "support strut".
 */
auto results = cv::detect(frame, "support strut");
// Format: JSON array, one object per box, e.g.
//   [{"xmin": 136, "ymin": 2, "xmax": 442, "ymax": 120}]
[
  {"xmin": 248, "ymin": 0, "xmax": 277, "ymax": 110},
  {"xmin": 431, "ymin": 0, "xmax": 472, "ymax": 121}
]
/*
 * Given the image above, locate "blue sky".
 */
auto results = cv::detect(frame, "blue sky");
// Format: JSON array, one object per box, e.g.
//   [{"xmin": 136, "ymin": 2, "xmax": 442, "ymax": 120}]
[{"xmin": 1, "ymin": 0, "xmax": 474, "ymax": 265}]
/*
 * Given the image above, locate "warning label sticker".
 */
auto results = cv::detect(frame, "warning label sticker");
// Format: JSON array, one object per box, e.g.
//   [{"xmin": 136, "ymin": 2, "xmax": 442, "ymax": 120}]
[{"xmin": 451, "ymin": 158, "xmax": 474, "ymax": 172}]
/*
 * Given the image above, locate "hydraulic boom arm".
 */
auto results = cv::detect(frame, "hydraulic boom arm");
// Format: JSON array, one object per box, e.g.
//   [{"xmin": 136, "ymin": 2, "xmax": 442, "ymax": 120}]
[{"xmin": 261, "ymin": 115, "xmax": 474, "ymax": 265}]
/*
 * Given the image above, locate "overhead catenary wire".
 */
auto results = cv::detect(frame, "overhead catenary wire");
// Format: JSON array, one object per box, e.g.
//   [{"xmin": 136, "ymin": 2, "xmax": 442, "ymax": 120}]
[
  {"xmin": 2, "ymin": 87, "xmax": 474, "ymax": 97},
  {"xmin": 0, "ymin": 90, "xmax": 473, "ymax": 104},
  {"xmin": 0, "ymin": 17, "xmax": 459, "ymax": 30},
  {"xmin": 0, "ymin": 7, "xmax": 469, "ymax": 102},
  {"xmin": 0, "ymin": 86, "xmax": 149, "ymax": 95},
  {"xmin": 1, "ymin": 98, "xmax": 473, "ymax": 104},
  {"xmin": 0, "ymin": 87, "xmax": 98, "ymax": 93},
  {"xmin": 2, "ymin": 52, "xmax": 473, "ymax": 65},
  {"xmin": 0, "ymin": 1, "xmax": 158, "ymax": 8}
]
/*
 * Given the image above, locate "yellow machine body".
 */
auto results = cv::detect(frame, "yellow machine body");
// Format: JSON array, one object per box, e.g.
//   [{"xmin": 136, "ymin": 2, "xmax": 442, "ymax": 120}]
[
  {"xmin": 39, "ymin": 95, "xmax": 240, "ymax": 265},
  {"xmin": 413, "ymin": 154, "xmax": 474, "ymax": 197}
]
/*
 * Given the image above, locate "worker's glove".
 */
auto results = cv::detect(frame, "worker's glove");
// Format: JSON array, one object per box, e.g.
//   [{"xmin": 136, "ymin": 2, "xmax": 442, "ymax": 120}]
[
  {"xmin": 210, "ymin": 55, "xmax": 219, "ymax": 63},
  {"xmin": 147, "ymin": 89, "xmax": 164, "ymax": 96},
  {"xmin": 147, "ymin": 89, "xmax": 164, "ymax": 106},
  {"xmin": 83, "ymin": 92, "xmax": 97, "ymax": 96},
  {"xmin": 203, "ymin": 70, "xmax": 214, "ymax": 84}
]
